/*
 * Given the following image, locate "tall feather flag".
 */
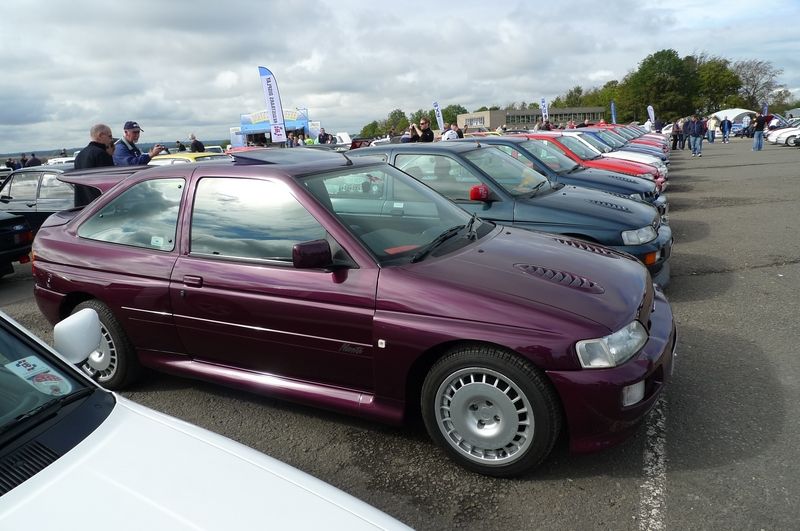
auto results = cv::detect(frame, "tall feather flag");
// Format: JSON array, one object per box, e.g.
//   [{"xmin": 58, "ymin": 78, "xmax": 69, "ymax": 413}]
[{"xmin": 258, "ymin": 66, "xmax": 287, "ymax": 143}]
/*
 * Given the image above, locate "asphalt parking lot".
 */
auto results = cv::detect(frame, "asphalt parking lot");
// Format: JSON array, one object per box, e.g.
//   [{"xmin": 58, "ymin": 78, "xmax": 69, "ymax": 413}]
[{"xmin": 1, "ymin": 137, "xmax": 798, "ymax": 530}]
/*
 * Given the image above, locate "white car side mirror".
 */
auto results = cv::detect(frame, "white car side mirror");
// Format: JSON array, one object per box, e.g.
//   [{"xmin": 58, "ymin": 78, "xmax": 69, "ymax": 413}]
[{"xmin": 54, "ymin": 308, "xmax": 102, "ymax": 364}]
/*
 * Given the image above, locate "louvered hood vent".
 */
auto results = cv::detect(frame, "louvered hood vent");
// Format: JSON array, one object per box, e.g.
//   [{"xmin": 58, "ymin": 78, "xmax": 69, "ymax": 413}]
[
  {"xmin": 514, "ymin": 264, "xmax": 605, "ymax": 294},
  {"xmin": 586, "ymin": 199, "xmax": 631, "ymax": 212},
  {"xmin": 0, "ymin": 441, "xmax": 59, "ymax": 496},
  {"xmin": 554, "ymin": 238, "xmax": 619, "ymax": 257}
]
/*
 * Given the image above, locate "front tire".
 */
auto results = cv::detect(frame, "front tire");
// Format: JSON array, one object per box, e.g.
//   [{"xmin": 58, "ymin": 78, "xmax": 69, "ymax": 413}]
[
  {"xmin": 72, "ymin": 300, "xmax": 141, "ymax": 389},
  {"xmin": 421, "ymin": 346, "xmax": 562, "ymax": 477}
]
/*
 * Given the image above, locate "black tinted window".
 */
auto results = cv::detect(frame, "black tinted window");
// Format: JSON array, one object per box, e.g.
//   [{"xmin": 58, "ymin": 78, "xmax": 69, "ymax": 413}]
[{"xmin": 190, "ymin": 177, "xmax": 325, "ymax": 262}]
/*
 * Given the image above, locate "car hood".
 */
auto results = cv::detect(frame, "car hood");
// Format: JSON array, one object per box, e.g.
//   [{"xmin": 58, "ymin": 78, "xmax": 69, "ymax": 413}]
[
  {"xmin": 564, "ymin": 167, "xmax": 655, "ymax": 194},
  {"xmin": 516, "ymin": 184, "xmax": 658, "ymax": 228},
  {"xmin": 602, "ymin": 150, "xmax": 663, "ymax": 167},
  {"xmin": 0, "ymin": 397, "xmax": 409, "ymax": 531},
  {"xmin": 379, "ymin": 226, "xmax": 649, "ymax": 333}
]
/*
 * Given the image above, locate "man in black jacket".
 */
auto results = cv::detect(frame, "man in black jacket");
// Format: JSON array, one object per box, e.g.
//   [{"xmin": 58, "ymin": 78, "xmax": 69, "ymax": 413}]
[
  {"xmin": 73, "ymin": 123, "xmax": 115, "ymax": 206},
  {"xmin": 74, "ymin": 124, "xmax": 115, "ymax": 169}
]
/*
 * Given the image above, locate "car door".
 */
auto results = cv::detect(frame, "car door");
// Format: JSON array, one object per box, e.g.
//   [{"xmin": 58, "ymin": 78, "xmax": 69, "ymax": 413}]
[
  {"xmin": 169, "ymin": 176, "xmax": 379, "ymax": 391},
  {"xmin": 33, "ymin": 171, "xmax": 74, "ymax": 232},
  {"xmin": 0, "ymin": 171, "xmax": 40, "ymax": 225}
]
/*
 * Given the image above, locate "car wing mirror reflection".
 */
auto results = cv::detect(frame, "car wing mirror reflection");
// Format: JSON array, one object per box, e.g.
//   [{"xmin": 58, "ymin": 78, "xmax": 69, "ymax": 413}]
[{"xmin": 54, "ymin": 308, "xmax": 102, "ymax": 364}]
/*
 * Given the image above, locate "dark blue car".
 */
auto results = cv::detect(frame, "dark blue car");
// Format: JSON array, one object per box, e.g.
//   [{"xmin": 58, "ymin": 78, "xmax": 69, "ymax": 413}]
[
  {"xmin": 349, "ymin": 142, "xmax": 672, "ymax": 286},
  {"xmin": 455, "ymin": 136, "xmax": 668, "ymax": 217}
]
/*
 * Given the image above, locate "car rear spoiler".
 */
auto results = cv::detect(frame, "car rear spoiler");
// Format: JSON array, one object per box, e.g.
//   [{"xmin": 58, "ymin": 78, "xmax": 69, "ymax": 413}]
[{"xmin": 57, "ymin": 166, "xmax": 145, "ymax": 194}]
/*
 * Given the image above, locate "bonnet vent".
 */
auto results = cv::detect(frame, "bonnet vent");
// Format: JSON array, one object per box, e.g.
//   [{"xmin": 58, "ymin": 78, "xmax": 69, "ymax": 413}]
[
  {"xmin": 0, "ymin": 441, "xmax": 59, "ymax": 496},
  {"xmin": 587, "ymin": 199, "xmax": 631, "ymax": 212},
  {"xmin": 554, "ymin": 238, "xmax": 619, "ymax": 257},
  {"xmin": 514, "ymin": 264, "xmax": 605, "ymax": 294}
]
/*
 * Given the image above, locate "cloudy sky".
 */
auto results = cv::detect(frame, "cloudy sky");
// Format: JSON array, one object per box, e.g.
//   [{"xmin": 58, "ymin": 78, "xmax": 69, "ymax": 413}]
[{"xmin": 1, "ymin": 0, "xmax": 798, "ymax": 153}]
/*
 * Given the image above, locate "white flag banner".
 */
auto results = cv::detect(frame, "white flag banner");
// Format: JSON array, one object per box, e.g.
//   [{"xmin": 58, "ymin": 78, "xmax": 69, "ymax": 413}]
[
  {"xmin": 432, "ymin": 101, "xmax": 445, "ymax": 132},
  {"xmin": 258, "ymin": 66, "xmax": 287, "ymax": 143},
  {"xmin": 647, "ymin": 105, "xmax": 655, "ymax": 124},
  {"xmin": 540, "ymin": 98, "xmax": 549, "ymax": 121}
]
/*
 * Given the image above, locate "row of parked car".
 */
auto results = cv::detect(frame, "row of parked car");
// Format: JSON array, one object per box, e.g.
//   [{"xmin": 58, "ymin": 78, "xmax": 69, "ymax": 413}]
[
  {"xmin": 766, "ymin": 117, "xmax": 800, "ymax": 146},
  {"xmin": 1, "ymin": 124, "xmax": 677, "ymax": 526}
]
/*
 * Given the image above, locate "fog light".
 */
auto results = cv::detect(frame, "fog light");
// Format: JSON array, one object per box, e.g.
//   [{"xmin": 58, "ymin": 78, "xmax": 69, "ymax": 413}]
[{"xmin": 622, "ymin": 381, "xmax": 645, "ymax": 406}]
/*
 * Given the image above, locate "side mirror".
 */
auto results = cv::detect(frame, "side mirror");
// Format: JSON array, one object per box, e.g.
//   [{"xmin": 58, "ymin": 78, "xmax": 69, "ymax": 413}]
[
  {"xmin": 54, "ymin": 308, "xmax": 102, "ymax": 364},
  {"xmin": 469, "ymin": 184, "xmax": 492, "ymax": 202},
  {"xmin": 293, "ymin": 239, "xmax": 333, "ymax": 269}
]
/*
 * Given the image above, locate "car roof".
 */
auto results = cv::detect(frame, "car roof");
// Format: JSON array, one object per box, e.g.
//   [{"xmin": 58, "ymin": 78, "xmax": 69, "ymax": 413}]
[
  {"xmin": 9, "ymin": 163, "xmax": 74, "ymax": 174},
  {"xmin": 230, "ymin": 147, "xmax": 347, "ymax": 165},
  {"xmin": 354, "ymin": 142, "xmax": 481, "ymax": 155}
]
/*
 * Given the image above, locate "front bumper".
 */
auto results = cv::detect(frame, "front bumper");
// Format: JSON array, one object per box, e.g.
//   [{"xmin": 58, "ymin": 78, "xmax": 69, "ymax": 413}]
[{"xmin": 547, "ymin": 287, "xmax": 676, "ymax": 453}]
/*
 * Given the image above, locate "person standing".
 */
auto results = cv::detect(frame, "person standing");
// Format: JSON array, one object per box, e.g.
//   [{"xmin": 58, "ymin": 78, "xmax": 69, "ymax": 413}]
[
  {"xmin": 719, "ymin": 116, "xmax": 733, "ymax": 143},
  {"xmin": 687, "ymin": 115, "xmax": 705, "ymax": 157},
  {"xmin": 741, "ymin": 114, "xmax": 752, "ymax": 137},
  {"xmin": 671, "ymin": 121, "xmax": 681, "ymax": 150},
  {"xmin": 317, "ymin": 128, "xmax": 329, "ymax": 144},
  {"xmin": 75, "ymin": 124, "xmax": 115, "ymax": 169},
  {"xmin": 114, "ymin": 121, "xmax": 164, "ymax": 166},
  {"xmin": 412, "ymin": 118, "xmax": 434, "ymax": 142},
  {"xmin": 175, "ymin": 140, "xmax": 187, "ymax": 151},
  {"xmin": 25, "ymin": 153, "xmax": 42, "ymax": 167},
  {"xmin": 440, "ymin": 123, "xmax": 459, "ymax": 141},
  {"xmin": 752, "ymin": 112, "xmax": 767, "ymax": 151},
  {"xmin": 189, "ymin": 133, "xmax": 205, "ymax": 152},
  {"xmin": 706, "ymin": 115, "xmax": 718, "ymax": 143}
]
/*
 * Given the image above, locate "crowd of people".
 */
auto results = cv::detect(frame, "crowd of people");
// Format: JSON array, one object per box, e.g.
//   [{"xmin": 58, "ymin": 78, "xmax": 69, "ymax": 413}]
[
  {"xmin": 4, "ymin": 153, "xmax": 42, "ymax": 169},
  {"xmin": 669, "ymin": 111, "xmax": 775, "ymax": 155}
]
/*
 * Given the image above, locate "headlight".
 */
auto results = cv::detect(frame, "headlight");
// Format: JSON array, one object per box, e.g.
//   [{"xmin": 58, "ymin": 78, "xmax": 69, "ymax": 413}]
[
  {"xmin": 629, "ymin": 193, "xmax": 644, "ymax": 200},
  {"xmin": 621, "ymin": 225, "xmax": 656, "ymax": 245},
  {"xmin": 576, "ymin": 321, "xmax": 648, "ymax": 368}
]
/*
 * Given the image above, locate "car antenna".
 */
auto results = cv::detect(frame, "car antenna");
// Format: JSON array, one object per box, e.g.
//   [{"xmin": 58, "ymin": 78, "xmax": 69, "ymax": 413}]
[{"xmin": 340, "ymin": 152, "xmax": 354, "ymax": 165}]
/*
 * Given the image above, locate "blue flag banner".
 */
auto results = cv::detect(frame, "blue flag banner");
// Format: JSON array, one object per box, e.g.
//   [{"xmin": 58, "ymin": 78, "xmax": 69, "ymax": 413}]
[
  {"xmin": 433, "ymin": 101, "xmax": 445, "ymax": 132},
  {"xmin": 610, "ymin": 100, "xmax": 617, "ymax": 124},
  {"xmin": 258, "ymin": 66, "xmax": 287, "ymax": 143},
  {"xmin": 540, "ymin": 98, "xmax": 549, "ymax": 121}
]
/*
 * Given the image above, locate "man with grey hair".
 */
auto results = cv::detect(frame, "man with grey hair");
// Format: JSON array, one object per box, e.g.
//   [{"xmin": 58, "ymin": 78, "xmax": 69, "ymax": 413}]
[{"xmin": 74, "ymin": 123, "xmax": 115, "ymax": 169}]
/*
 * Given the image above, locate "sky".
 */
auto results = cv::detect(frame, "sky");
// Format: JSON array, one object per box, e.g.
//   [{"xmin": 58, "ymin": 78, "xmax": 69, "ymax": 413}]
[{"xmin": 1, "ymin": 0, "xmax": 798, "ymax": 154}]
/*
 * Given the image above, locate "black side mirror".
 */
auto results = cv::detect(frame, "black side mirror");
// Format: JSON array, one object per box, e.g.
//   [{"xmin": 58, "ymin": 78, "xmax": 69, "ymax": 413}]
[{"xmin": 292, "ymin": 239, "xmax": 333, "ymax": 269}]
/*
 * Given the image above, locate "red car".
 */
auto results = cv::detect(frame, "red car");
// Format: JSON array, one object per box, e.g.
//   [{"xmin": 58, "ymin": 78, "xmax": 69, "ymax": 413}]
[{"xmin": 522, "ymin": 133, "xmax": 666, "ymax": 191}]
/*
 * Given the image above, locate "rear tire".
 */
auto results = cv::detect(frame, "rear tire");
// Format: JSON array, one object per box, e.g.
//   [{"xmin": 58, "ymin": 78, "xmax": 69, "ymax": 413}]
[
  {"xmin": 421, "ymin": 345, "xmax": 562, "ymax": 477},
  {"xmin": 72, "ymin": 300, "xmax": 141, "ymax": 389}
]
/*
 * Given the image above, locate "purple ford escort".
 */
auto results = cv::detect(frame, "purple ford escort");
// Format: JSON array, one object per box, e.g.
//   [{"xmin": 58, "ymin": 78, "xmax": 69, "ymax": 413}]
[{"xmin": 32, "ymin": 149, "xmax": 676, "ymax": 477}]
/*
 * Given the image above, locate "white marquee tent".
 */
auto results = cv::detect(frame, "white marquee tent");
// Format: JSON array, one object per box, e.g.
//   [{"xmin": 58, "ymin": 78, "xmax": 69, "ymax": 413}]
[{"xmin": 712, "ymin": 108, "xmax": 756, "ymax": 123}]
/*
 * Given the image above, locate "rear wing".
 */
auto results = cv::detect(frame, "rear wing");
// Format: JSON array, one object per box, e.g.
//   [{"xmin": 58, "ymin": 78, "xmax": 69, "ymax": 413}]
[{"xmin": 57, "ymin": 166, "xmax": 145, "ymax": 194}]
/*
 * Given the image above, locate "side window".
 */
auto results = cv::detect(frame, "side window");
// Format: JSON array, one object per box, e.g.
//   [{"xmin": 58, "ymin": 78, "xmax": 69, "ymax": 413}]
[
  {"xmin": 494, "ymin": 146, "xmax": 534, "ymax": 169},
  {"xmin": 6, "ymin": 173, "xmax": 39, "ymax": 200},
  {"xmin": 39, "ymin": 173, "xmax": 74, "ymax": 201},
  {"xmin": 395, "ymin": 154, "xmax": 480, "ymax": 201},
  {"xmin": 78, "ymin": 178, "xmax": 184, "ymax": 251},
  {"xmin": 190, "ymin": 177, "xmax": 326, "ymax": 262}
]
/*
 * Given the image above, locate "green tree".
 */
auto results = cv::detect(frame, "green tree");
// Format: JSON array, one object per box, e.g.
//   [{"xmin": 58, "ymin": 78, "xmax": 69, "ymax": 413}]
[
  {"xmin": 473, "ymin": 106, "xmax": 489, "ymax": 112},
  {"xmin": 386, "ymin": 109, "xmax": 409, "ymax": 134},
  {"xmin": 441, "ymin": 104, "xmax": 468, "ymax": 126},
  {"xmin": 619, "ymin": 49, "xmax": 693, "ymax": 122},
  {"xmin": 408, "ymin": 109, "xmax": 434, "ymax": 127},
  {"xmin": 696, "ymin": 57, "xmax": 741, "ymax": 113},
  {"xmin": 564, "ymin": 86, "xmax": 584, "ymax": 107},
  {"xmin": 734, "ymin": 59, "xmax": 784, "ymax": 108},
  {"xmin": 360, "ymin": 120, "xmax": 380, "ymax": 138}
]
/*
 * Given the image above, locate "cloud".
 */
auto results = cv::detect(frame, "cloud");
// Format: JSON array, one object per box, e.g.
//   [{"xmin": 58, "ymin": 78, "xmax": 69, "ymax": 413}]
[{"xmin": 1, "ymin": 0, "xmax": 798, "ymax": 153}]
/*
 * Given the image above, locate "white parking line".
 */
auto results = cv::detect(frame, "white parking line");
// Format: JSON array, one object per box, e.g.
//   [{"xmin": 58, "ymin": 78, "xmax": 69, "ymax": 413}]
[{"xmin": 639, "ymin": 395, "xmax": 668, "ymax": 531}]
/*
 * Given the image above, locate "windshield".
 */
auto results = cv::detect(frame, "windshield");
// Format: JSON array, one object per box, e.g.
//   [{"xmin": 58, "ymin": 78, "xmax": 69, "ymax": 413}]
[
  {"xmin": 462, "ymin": 147, "xmax": 548, "ymax": 196},
  {"xmin": 521, "ymin": 139, "xmax": 580, "ymax": 173},
  {"xmin": 612, "ymin": 127, "xmax": 636, "ymax": 140},
  {"xmin": 0, "ymin": 320, "xmax": 88, "ymax": 431},
  {"xmin": 558, "ymin": 135, "xmax": 602, "ymax": 159},
  {"xmin": 301, "ymin": 164, "xmax": 482, "ymax": 264},
  {"xmin": 595, "ymin": 130, "xmax": 626, "ymax": 147},
  {"xmin": 576, "ymin": 133, "xmax": 613, "ymax": 153}
]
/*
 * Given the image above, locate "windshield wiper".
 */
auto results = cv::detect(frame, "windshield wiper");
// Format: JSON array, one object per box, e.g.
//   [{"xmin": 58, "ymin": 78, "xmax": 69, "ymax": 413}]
[
  {"xmin": 528, "ymin": 181, "xmax": 548, "ymax": 197},
  {"xmin": 1, "ymin": 387, "xmax": 95, "ymax": 439},
  {"xmin": 411, "ymin": 225, "xmax": 463, "ymax": 263},
  {"xmin": 465, "ymin": 212, "xmax": 479, "ymax": 240}
]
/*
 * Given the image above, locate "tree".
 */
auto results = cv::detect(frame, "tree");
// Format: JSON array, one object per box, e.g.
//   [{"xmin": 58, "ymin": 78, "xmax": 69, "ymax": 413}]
[
  {"xmin": 696, "ymin": 58, "xmax": 741, "ymax": 113},
  {"xmin": 564, "ymin": 86, "xmax": 584, "ymax": 107},
  {"xmin": 734, "ymin": 59, "xmax": 784, "ymax": 108},
  {"xmin": 359, "ymin": 120, "xmax": 380, "ymax": 138},
  {"xmin": 619, "ymin": 49, "xmax": 694, "ymax": 122},
  {"xmin": 386, "ymin": 109, "xmax": 409, "ymax": 134},
  {"xmin": 441, "ymin": 104, "xmax": 468, "ymax": 126},
  {"xmin": 473, "ymin": 106, "xmax": 489, "ymax": 112}
]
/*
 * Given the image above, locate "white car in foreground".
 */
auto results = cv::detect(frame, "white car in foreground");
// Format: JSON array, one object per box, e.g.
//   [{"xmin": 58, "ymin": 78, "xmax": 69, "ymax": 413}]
[{"xmin": 0, "ymin": 309, "xmax": 409, "ymax": 530}]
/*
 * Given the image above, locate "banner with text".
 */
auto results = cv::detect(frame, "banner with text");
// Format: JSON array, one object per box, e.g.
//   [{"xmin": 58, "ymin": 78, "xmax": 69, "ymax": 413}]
[
  {"xmin": 540, "ymin": 98, "xmax": 549, "ymax": 121},
  {"xmin": 610, "ymin": 100, "xmax": 617, "ymax": 124},
  {"xmin": 258, "ymin": 66, "xmax": 287, "ymax": 143},
  {"xmin": 433, "ymin": 101, "xmax": 445, "ymax": 132},
  {"xmin": 647, "ymin": 104, "xmax": 655, "ymax": 124}
]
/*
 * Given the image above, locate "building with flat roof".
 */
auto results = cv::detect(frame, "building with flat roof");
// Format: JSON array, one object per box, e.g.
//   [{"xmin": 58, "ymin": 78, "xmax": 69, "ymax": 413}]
[{"xmin": 459, "ymin": 107, "xmax": 606, "ymax": 131}]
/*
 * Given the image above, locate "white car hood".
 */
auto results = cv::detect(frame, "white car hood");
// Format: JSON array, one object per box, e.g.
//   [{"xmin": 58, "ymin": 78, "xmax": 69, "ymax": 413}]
[{"xmin": 0, "ymin": 396, "xmax": 409, "ymax": 530}]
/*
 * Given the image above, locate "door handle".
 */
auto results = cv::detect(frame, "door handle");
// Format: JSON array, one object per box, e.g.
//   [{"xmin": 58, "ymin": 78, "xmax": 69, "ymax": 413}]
[{"xmin": 183, "ymin": 275, "xmax": 203, "ymax": 287}]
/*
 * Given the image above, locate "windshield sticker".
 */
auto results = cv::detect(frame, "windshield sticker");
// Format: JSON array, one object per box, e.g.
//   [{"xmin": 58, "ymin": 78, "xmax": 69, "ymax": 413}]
[{"xmin": 5, "ymin": 355, "xmax": 73, "ymax": 396}]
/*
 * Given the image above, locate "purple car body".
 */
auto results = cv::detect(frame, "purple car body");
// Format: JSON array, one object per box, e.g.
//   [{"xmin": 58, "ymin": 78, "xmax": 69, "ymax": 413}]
[{"xmin": 32, "ymin": 151, "xmax": 676, "ymax": 476}]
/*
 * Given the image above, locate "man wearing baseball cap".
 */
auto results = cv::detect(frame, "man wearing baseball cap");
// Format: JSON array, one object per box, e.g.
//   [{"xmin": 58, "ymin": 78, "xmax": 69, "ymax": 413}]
[{"xmin": 113, "ymin": 121, "xmax": 165, "ymax": 166}]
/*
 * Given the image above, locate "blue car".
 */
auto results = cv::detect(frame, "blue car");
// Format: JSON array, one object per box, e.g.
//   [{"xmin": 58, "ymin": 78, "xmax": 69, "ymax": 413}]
[
  {"xmin": 349, "ymin": 142, "xmax": 672, "ymax": 286},
  {"xmin": 455, "ymin": 136, "xmax": 668, "ymax": 217}
]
